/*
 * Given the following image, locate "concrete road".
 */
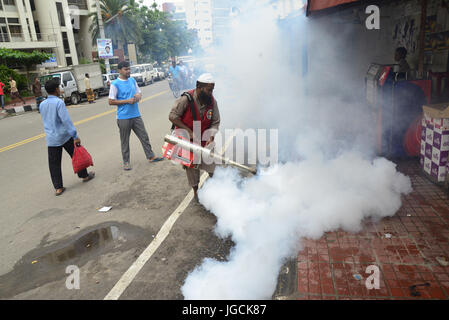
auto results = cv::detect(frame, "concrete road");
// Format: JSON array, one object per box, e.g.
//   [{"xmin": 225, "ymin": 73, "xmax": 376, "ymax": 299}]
[{"xmin": 0, "ymin": 80, "xmax": 236, "ymax": 299}]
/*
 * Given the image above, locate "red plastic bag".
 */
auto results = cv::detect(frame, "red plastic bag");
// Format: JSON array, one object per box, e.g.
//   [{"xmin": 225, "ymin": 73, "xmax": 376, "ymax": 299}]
[{"xmin": 72, "ymin": 143, "xmax": 93, "ymax": 173}]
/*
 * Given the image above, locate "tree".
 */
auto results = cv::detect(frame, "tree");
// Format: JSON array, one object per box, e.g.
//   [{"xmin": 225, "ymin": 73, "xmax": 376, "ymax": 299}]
[
  {"xmin": 136, "ymin": 5, "xmax": 200, "ymax": 64},
  {"xmin": 0, "ymin": 48, "xmax": 52, "ymax": 85},
  {"xmin": 88, "ymin": 0, "xmax": 141, "ymax": 49},
  {"xmin": 89, "ymin": 0, "xmax": 201, "ymax": 64},
  {"xmin": 0, "ymin": 48, "xmax": 52, "ymax": 67}
]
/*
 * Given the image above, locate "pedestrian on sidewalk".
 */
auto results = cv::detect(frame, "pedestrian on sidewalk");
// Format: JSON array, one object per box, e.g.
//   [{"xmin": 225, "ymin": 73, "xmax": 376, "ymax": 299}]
[
  {"xmin": 84, "ymin": 73, "xmax": 95, "ymax": 104},
  {"xmin": 32, "ymin": 77, "xmax": 44, "ymax": 113},
  {"xmin": 8, "ymin": 76, "xmax": 26, "ymax": 106},
  {"xmin": 108, "ymin": 60, "xmax": 164, "ymax": 171},
  {"xmin": 0, "ymin": 80, "xmax": 5, "ymax": 112},
  {"xmin": 39, "ymin": 78, "xmax": 95, "ymax": 196}
]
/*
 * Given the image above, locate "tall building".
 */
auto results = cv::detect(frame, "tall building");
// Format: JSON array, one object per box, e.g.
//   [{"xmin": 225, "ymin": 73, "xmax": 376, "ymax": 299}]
[
  {"xmin": 162, "ymin": 0, "xmax": 187, "ymax": 24},
  {"xmin": 211, "ymin": 0, "xmax": 239, "ymax": 46},
  {"xmin": 0, "ymin": 0, "xmax": 96, "ymax": 69},
  {"xmin": 184, "ymin": 0, "xmax": 213, "ymax": 48}
]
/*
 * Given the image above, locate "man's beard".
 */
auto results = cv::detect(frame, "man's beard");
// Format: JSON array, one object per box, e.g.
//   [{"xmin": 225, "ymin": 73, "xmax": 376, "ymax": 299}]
[{"xmin": 198, "ymin": 91, "xmax": 212, "ymax": 105}]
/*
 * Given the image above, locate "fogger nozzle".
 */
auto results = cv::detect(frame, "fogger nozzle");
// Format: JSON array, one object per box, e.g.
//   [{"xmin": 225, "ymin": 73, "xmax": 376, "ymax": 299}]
[{"xmin": 164, "ymin": 134, "xmax": 258, "ymax": 175}]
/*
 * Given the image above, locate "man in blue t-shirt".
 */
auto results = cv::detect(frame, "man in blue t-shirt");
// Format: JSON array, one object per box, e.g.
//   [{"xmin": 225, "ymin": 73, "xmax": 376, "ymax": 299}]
[
  {"xmin": 169, "ymin": 60, "xmax": 183, "ymax": 90},
  {"xmin": 109, "ymin": 61, "xmax": 163, "ymax": 170}
]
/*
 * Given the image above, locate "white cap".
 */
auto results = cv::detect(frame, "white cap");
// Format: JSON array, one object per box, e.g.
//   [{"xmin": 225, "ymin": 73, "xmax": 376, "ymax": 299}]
[{"xmin": 197, "ymin": 73, "xmax": 215, "ymax": 84}]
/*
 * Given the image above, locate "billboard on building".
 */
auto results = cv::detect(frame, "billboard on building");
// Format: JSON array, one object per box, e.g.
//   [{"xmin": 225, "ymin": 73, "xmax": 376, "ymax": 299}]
[{"xmin": 97, "ymin": 39, "xmax": 113, "ymax": 59}]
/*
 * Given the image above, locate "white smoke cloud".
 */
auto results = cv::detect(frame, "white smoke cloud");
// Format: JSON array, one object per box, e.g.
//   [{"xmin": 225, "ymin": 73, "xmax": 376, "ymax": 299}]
[{"xmin": 181, "ymin": 2, "xmax": 412, "ymax": 299}]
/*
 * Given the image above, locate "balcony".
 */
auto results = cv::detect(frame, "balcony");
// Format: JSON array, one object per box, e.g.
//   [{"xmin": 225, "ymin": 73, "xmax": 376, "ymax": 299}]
[
  {"xmin": 0, "ymin": 33, "xmax": 58, "ymax": 50},
  {"xmin": 68, "ymin": 0, "xmax": 88, "ymax": 10}
]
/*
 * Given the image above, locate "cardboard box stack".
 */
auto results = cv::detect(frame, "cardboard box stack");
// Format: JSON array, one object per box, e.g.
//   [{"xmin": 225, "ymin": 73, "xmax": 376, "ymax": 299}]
[{"xmin": 421, "ymin": 103, "xmax": 449, "ymax": 182}]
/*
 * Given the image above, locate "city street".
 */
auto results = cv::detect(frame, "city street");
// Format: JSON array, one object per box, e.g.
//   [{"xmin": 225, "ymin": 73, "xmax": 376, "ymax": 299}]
[{"xmin": 0, "ymin": 80, "xmax": 234, "ymax": 299}]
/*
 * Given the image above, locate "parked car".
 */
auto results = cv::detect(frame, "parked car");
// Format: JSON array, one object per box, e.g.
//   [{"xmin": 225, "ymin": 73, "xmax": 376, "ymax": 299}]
[
  {"xmin": 154, "ymin": 68, "xmax": 166, "ymax": 81},
  {"xmin": 138, "ymin": 64, "xmax": 155, "ymax": 85},
  {"xmin": 100, "ymin": 73, "xmax": 119, "ymax": 96},
  {"xmin": 131, "ymin": 65, "xmax": 146, "ymax": 86}
]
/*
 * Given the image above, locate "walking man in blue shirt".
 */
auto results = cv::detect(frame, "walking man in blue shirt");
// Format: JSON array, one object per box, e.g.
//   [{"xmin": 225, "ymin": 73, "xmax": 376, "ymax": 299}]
[
  {"xmin": 109, "ymin": 61, "xmax": 163, "ymax": 170},
  {"xmin": 40, "ymin": 79, "xmax": 95, "ymax": 196}
]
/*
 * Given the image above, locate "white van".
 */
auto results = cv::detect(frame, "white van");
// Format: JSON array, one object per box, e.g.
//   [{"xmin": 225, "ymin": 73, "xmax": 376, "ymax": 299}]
[
  {"xmin": 130, "ymin": 65, "xmax": 147, "ymax": 86},
  {"xmin": 140, "ymin": 64, "xmax": 155, "ymax": 85}
]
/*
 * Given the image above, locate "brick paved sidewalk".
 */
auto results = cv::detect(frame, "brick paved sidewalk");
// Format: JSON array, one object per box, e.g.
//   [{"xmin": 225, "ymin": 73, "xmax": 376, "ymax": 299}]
[{"xmin": 296, "ymin": 159, "xmax": 449, "ymax": 300}]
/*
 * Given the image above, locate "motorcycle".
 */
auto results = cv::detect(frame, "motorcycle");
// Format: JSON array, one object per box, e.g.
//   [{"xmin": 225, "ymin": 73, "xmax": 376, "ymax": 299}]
[{"xmin": 167, "ymin": 74, "xmax": 180, "ymax": 98}]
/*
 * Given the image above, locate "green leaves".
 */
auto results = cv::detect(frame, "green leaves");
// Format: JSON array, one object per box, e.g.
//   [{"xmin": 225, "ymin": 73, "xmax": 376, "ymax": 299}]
[
  {"xmin": 0, "ymin": 48, "xmax": 52, "ymax": 67},
  {"xmin": 89, "ymin": 0, "xmax": 200, "ymax": 64}
]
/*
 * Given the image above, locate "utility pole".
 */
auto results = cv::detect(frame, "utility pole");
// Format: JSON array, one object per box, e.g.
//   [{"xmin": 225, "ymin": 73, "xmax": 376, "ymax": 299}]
[{"xmin": 95, "ymin": 0, "xmax": 111, "ymax": 74}]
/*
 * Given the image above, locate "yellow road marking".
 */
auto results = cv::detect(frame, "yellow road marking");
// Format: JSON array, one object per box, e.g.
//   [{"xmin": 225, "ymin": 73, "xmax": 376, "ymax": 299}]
[{"xmin": 0, "ymin": 90, "xmax": 169, "ymax": 153}]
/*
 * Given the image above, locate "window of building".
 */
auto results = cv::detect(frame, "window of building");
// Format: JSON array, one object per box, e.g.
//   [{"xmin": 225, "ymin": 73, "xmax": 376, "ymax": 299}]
[
  {"xmin": 30, "ymin": 0, "xmax": 36, "ymax": 11},
  {"xmin": 56, "ymin": 2, "xmax": 65, "ymax": 27},
  {"xmin": 9, "ymin": 25, "xmax": 22, "ymax": 36},
  {"xmin": 7, "ymin": 18, "xmax": 19, "ymax": 24},
  {"xmin": 62, "ymin": 32, "xmax": 70, "ymax": 53},
  {"xmin": 0, "ymin": 26, "xmax": 9, "ymax": 42},
  {"xmin": 0, "ymin": 18, "xmax": 5, "ymax": 24},
  {"xmin": 22, "ymin": 0, "xmax": 26, "ymax": 10},
  {"xmin": 66, "ymin": 57, "xmax": 73, "ymax": 66},
  {"xmin": 4, "ymin": 0, "xmax": 16, "ymax": 5},
  {"xmin": 34, "ymin": 21, "xmax": 41, "ymax": 39}
]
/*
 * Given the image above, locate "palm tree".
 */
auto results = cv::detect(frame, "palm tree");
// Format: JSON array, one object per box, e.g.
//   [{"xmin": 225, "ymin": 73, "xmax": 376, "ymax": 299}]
[{"xmin": 88, "ymin": 0, "xmax": 141, "ymax": 49}]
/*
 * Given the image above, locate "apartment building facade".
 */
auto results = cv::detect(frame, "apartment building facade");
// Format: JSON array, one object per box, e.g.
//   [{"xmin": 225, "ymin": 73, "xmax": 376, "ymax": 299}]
[
  {"xmin": 163, "ymin": 0, "xmax": 213, "ymax": 49},
  {"xmin": 0, "ymin": 0, "xmax": 96, "ymax": 69},
  {"xmin": 185, "ymin": 0, "xmax": 213, "ymax": 48}
]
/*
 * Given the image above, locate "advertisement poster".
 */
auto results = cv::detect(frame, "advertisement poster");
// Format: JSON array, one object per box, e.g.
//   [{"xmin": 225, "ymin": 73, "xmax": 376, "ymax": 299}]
[{"xmin": 97, "ymin": 39, "xmax": 113, "ymax": 59}]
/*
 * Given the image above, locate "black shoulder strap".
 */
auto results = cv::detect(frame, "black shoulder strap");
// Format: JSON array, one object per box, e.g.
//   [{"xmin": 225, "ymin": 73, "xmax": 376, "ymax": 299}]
[
  {"xmin": 171, "ymin": 92, "xmax": 197, "ymax": 131},
  {"xmin": 181, "ymin": 91, "xmax": 198, "ymax": 121}
]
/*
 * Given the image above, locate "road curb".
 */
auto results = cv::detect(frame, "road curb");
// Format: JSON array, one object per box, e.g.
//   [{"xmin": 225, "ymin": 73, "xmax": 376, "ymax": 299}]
[{"xmin": 5, "ymin": 104, "xmax": 37, "ymax": 114}]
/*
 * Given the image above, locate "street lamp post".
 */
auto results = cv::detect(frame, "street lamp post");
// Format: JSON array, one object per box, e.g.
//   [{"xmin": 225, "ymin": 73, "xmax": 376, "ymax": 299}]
[{"xmin": 95, "ymin": 0, "xmax": 111, "ymax": 74}]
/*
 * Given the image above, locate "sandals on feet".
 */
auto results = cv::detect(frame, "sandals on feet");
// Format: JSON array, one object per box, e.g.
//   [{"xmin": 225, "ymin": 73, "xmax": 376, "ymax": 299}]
[
  {"xmin": 82, "ymin": 172, "xmax": 95, "ymax": 182},
  {"xmin": 55, "ymin": 187, "xmax": 66, "ymax": 196},
  {"xmin": 149, "ymin": 157, "xmax": 164, "ymax": 163}
]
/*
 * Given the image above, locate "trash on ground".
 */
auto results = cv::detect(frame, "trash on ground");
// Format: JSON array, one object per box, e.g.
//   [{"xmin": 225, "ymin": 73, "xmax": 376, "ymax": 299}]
[
  {"xmin": 98, "ymin": 206, "xmax": 112, "ymax": 212},
  {"xmin": 384, "ymin": 233, "xmax": 392, "ymax": 239},
  {"xmin": 353, "ymin": 274, "xmax": 362, "ymax": 281},
  {"xmin": 436, "ymin": 256, "xmax": 449, "ymax": 267}
]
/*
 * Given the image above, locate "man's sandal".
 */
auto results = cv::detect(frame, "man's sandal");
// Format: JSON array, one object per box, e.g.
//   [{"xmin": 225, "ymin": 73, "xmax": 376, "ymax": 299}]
[
  {"xmin": 149, "ymin": 157, "xmax": 164, "ymax": 163},
  {"xmin": 55, "ymin": 187, "xmax": 66, "ymax": 196},
  {"xmin": 82, "ymin": 172, "xmax": 95, "ymax": 182}
]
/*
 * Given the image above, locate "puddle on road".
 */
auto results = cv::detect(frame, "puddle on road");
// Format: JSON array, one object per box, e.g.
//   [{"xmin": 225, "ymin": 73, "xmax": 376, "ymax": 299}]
[
  {"xmin": 0, "ymin": 222, "xmax": 155, "ymax": 299},
  {"xmin": 40, "ymin": 226, "xmax": 120, "ymax": 265}
]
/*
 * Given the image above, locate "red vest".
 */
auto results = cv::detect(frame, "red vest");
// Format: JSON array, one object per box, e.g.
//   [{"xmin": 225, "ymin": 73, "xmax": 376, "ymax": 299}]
[{"xmin": 178, "ymin": 90, "xmax": 214, "ymax": 146}]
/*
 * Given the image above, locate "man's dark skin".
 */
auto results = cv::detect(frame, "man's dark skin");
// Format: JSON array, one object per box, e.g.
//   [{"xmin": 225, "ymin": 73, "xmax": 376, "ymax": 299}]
[
  {"xmin": 170, "ymin": 82, "xmax": 216, "ymax": 198},
  {"xmin": 108, "ymin": 65, "xmax": 160, "ymax": 162}
]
